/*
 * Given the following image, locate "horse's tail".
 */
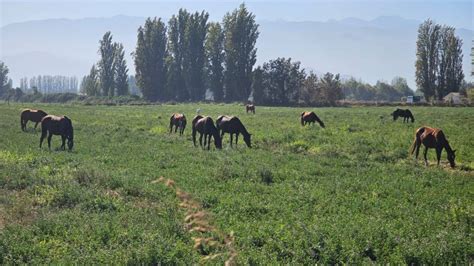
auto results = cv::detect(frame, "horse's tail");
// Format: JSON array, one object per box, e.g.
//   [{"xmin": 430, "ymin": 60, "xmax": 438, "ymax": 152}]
[
  {"xmin": 410, "ymin": 127, "xmax": 423, "ymax": 155},
  {"xmin": 300, "ymin": 112, "xmax": 305, "ymax": 126}
]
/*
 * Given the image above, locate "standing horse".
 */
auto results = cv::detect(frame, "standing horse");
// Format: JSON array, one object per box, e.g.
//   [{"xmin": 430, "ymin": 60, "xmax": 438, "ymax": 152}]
[
  {"xmin": 21, "ymin": 109, "xmax": 48, "ymax": 131},
  {"xmin": 192, "ymin": 115, "xmax": 222, "ymax": 150},
  {"xmin": 246, "ymin": 104, "xmax": 255, "ymax": 114},
  {"xmin": 301, "ymin": 111, "xmax": 325, "ymax": 128},
  {"xmin": 410, "ymin": 127, "xmax": 456, "ymax": 168},
  {"xmin": 392, "ymin": 108, "xmax": 414, "ymax": 123},
  {"xmin": 169, "ymin": 113, "xmax": 187, "ymax": 135},
  {"xmin": 216, "ymin": 115, "xmax": 252, "ymax": 148},
  {"xmin": 39, "ymin": 115, "xmax": 74, "ymax": 151}
]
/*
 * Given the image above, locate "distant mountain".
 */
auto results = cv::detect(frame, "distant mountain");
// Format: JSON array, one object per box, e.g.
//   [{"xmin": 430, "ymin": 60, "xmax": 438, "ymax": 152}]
[{"xmin": 1, "ymin": 15, "xmax": 472, "ymax": 88}]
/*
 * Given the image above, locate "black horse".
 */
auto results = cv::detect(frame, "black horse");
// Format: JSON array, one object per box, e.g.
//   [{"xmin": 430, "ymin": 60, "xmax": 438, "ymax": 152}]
[
  {"xmin": 192, "ymin": 115, "xmax": 222, "ymax": 150},
  {"xmin": 216, "ymin": 115, "xmax": 252, "ymax": 148},
  {"xmin": 392, "ymin": 108, "xmax": 414, "ymax": 123},
  {"xmin": 40, "ymin": 115, "xmax": 74, "ymax": 150}
]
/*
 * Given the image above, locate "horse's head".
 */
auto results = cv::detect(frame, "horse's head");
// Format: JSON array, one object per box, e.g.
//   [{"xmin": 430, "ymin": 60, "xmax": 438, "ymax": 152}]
[
  {"xmin": 214, "ymin": 133, "xmax": 222, "ymax": 149},
  {"xmin": 447, "ymin": 149, "xmax": 456, "ymax": 168},
  {"xmin": 244, "ymin": 133, "xmax": 252, "ymax": 148},
  {"xmin": 64, "ymin": 116, "xmax": 74, "ymax": 150},
  {"xmin": 391, "ymin": 111, "xmax": 398, "ymax": 121}
]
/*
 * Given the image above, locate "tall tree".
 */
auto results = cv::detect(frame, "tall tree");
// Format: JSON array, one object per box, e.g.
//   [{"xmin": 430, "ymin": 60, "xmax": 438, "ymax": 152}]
[
  {"xmin": 320, "ymin": 72, "xmax": 343, "ymax": 105},
  {"xmin": 184, "ymin": 11, "xmax": 209, "ymax": 101},
  {"xmin": 98, "ymin": 31, "xmax": 116, "ymax": 96},
  {"xmin": 0, "ymin": 61, "xmax": 9, "ymax": 96},
  {"xmin": 391, "ymin": 76, "xmax": 413, "ymax": 96},
  {"xmin": 223, "ymin": 3, "xmax": 259, "ymax": 102},
  {"xmin": 415, "ymin": 19, "xmax": 441, "ymax": 101},
  {"xmin": 167, "ymin": 9, "xmax": 190, "ymax": 101},
  {"xmin": 134, "ymin": 18, "xmax": 168, "ymax": 101},
  {"xmin": 251, "ymin": 66, "xmax": 264, "ymax": 104},
  {"xmin": 114, "ymin": 43, "xmax": 129, "ymax": 96},
  {"xmin": 81, "ymin": 65, "xmax": 100, "ymax": 96},
  {"xmin": 260, "ymin": 57, "xmax": 305, "ymax": 105},
  {"xmin": 438, "ymin": 26, "xmax": 464, "ymax": 99},
  {"xmin": 206, "ymin": 22, "xmax": 224, "ymax": 101}
]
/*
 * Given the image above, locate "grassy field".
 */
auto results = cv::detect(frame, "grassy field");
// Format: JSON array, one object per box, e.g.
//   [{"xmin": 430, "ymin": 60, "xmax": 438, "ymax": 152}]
[{"xmin": 0, "ymin": 103, "xmax": 472, "ymax": 264}]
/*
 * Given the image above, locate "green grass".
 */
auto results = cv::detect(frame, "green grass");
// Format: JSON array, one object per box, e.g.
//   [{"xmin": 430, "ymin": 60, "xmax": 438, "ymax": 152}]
[{"xmin": 0, "ymin": 103, "xmax": 473, "ymax": 264}]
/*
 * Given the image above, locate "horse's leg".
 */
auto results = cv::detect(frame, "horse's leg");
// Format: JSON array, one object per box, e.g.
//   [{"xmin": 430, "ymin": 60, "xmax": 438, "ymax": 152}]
[
  {"xmin": 61, "ymin": 135, "xmax": 66, "ymax": 150},
  {"xmin": 34, "ymin": 121, "xmax": 39, "ymax": 129},
  {"xmin": 230, "ymin": 133, "xmax": 233, "ymax": 147},
  {"xmin": 235, "ymin": 133, "xmax": 239, "ymax": 146},
  {"xmin": 47, "ymin": 132, "xmax": 53, "ymax": 150},
  {"xmin": 199, "ymin": 133, "xmax": 204, "ymax": 148},
  {"xmin": 207, "ymin": 135, "xmax": 211, "ymax": 150},
  {"xmin": 423, "ymin": 147, "xmax": 429, "ymax": 166},
  {"xmin": 39, "ymin": 130, "xmax": 47, "ymax": 148},
  {"xmin": 436, "ymin": 147, "xmax": 442, "ymax": 166}
]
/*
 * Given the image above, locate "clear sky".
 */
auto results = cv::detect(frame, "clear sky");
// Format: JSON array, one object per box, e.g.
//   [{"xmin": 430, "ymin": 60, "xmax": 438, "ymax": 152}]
[{"xmin": 1, "ymin": 0, "xmax": 472, "ymax": 29}]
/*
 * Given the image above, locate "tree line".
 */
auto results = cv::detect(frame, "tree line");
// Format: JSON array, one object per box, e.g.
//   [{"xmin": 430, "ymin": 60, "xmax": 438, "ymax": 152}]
[
  {"xmin": 19, "ymin": 75, "xmax": 78, "ymax": 94},
  {"xmin": 132, "ymin": 4, "xmax": 258, "ymax": 102},
  {"xmin": 415, "ymin": 19, "xmax": 464, "ymax": 101}
]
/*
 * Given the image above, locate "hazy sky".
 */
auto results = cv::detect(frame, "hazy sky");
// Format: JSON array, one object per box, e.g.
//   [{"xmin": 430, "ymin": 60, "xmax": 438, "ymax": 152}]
[{"xmin": 1, "ymin": 0, "xmax": 472, "ymax": 29}]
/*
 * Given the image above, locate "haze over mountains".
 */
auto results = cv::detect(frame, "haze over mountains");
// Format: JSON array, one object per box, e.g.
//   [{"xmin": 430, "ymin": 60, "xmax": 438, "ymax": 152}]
[{"xmin": 1, "ymin": 15, "xmax": 472, "ymax": 89}]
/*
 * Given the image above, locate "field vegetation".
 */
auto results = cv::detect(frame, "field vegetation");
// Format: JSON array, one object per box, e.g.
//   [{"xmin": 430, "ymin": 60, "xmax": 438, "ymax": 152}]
[{"xmin": 0, "ymin": 103, "xmax": 472, "ymax": 264}]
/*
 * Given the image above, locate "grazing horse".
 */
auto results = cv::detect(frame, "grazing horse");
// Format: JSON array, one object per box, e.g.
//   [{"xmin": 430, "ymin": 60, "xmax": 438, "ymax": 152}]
[
  {"xmin": 192, "ymin": 115, "xmax": 222, "ymax": 150},
  {"xmin": 301, "ymin": 111, "xmax": 325, "ymax": 128},
  {"xmin": 392, "ymin": 108, "xmax": 414, "ymax": 123},
  {"xmin": 20, "ymin": 109, "xmax": 48, "ymax": 131},
  {"xmin": 216, "ymin": 115, "xmax": 252, "ymax": 148},
  {"xmin": 39, "ymin": 115, "xmax": 74, "ymax": 151},
  {"xmin": 410, "ymin": 127, "xmax": 456, "ymax": 168},
  {"xmin": 246, "ymin": 104, "xmax": 255, "ymax": 114},
  {"xmin": 169, "ymin": 113, "xmax": 187, "ymax": 135}
]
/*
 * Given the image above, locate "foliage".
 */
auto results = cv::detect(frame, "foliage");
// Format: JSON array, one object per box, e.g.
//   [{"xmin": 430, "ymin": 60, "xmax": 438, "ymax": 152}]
[
  {"xmin": 134, "ymin": 18, "xmax": 168, "ymax": 101},
  {"xmin": 415, "ymin": 19, "xmax": 464, "ymax": 101},
  {"xmin": 98, "ymin": 32, "xmax": 116, "ymax": 97},
  {"xmin": 0, "ymin": 61, "xmax": 10, "ymax": 97},
  {"xmin": 223, "ymin": 3, "xmax": 259, "ymax": 102},
  {"xmin": 0, "ymin": 103, "xmax": 472, "ymax": 264},
  {"xmin": 114, "ymin": 43, "xmax": 129, "ymax": 96},
  {"xmin": 206, "ymin": 22, "xmax": 225, "ymax": 101},
  {"xmin": 80, "ymin": 65, "xmax": 100, "ymax": 96}
]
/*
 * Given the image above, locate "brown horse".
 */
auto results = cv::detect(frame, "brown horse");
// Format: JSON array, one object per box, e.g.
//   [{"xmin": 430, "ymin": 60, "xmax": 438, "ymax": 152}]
[
  {"xmin": 192, "ymin": 115, "xmax": 222, "ymax": 150},
  {"xmin": 21, "ymin": 109, "xmax": 48, "ymax": 131},
  {"xmin": 410, "ymin": 127, "xmax": 456, "ymax": 168},
  {"xmin": 246, "ymin": 104, "xmax": 255, "ymax": 114},
  {"xmin": 40, "ymin": 115, "xmax": 74, "ymax": 151},
  {"xmin": 169, "ymin": 113, "xmax": 187, "ymax": 135},
  {"xmin": 301, "ymin": 111, "xmax": 325, "ymax": 128},
  {"xmin": 216, "ymin": 115, "xmax": 252, "ymax": 148}
]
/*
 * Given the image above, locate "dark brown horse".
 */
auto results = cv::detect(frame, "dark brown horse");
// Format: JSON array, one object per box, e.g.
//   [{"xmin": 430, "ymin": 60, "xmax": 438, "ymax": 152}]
[
  {"xmin": 40, "ymin": 115, "xmax": 74, "ymax": 151},
  {"xmin": 192, "ymin": 115, "xmax": 222, "ymax": 150},
  {"xmin": 216, "ymin": 115, "xmax": 252, "ymax": 148},
  {"xmin": 301, "ymin": 111, "xmax": 325, "ymax": 128},
  {"xmin": 169, "ymin": 113, "xmax": 187, "ymax": 135},
  {"xmin": 410, "ymin": 127, "xmax": 456, "ymax": 168},
  {"xmin": 246, "ymin": 104, "xmax": 255, "ymax": 114},
  {"xmin": 392, "ymin": 108, "xmax": 414, "ymax": 123},
  {"xmin": 21, "ymin": 109, "xmax": 48, "ymax": 131}
]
